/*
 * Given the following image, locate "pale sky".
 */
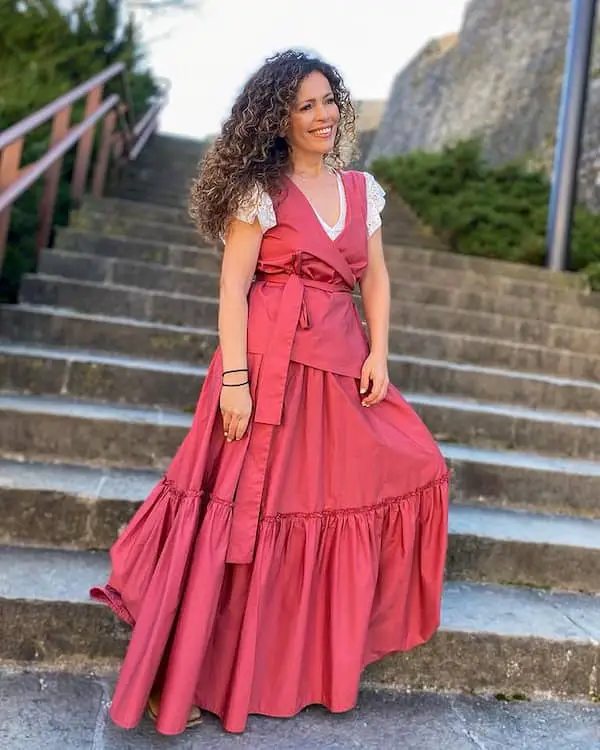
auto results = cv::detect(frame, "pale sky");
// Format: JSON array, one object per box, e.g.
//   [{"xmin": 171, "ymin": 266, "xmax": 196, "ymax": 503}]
[{"xmin": 137, "ymin": 0, "xmax": 470, "ymax": 139}]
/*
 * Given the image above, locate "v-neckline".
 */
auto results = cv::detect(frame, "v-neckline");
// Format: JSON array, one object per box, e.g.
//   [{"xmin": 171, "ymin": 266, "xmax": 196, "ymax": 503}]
[{"xmin": 285, "ymin": 171, "xmax": 350, "ymax": 243}]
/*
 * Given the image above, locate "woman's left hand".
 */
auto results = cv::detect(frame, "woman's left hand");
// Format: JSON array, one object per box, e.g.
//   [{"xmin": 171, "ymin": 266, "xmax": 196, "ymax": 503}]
[{"xmin": 359, "ymin": 352, "xmax": 390, "ymax": 407}]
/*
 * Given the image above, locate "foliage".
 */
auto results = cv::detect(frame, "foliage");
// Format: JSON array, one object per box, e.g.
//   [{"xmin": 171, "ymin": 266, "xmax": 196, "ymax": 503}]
[
  {"xmin": 370, "ymin": 139, "xmax": 600, "ymax": 289},
  {"xmin": 0, "ymin": 0, "xmax": 158, "ymax": 301}
]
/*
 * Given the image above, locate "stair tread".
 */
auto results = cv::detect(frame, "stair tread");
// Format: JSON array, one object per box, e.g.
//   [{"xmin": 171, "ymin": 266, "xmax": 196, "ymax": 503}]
[{"xmin": 0, "ymin": 544, "xmax": 598, "ymax": 641}]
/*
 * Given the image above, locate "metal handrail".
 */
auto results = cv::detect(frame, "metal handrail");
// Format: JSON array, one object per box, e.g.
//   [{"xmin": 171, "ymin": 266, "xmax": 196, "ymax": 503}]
[{"xmin": 0, "ymin": 63, "xmax": 170, "ymax": 269}]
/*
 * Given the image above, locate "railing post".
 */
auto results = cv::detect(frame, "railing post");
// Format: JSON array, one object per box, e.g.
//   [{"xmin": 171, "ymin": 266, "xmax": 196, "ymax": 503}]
[
  {"xmin": 71, "ymin": 86, "xmax": 103, "ymax": 204},
  {"xmin": 36, "ymin": 106, "xmax": 71, "ymax": 255},
  {"xmin": 92, "ymin": 110, "xmax": 117, "ymax": 198},
  {"xmin": 0, "ymin": 139, "xmax": 24, "ymax": 270}
]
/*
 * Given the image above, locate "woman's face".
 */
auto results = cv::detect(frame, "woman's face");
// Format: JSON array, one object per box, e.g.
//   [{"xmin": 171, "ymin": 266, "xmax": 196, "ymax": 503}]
[{"xmin": 287, "ymin": 71, "xmax": 340, "ymax": 156}]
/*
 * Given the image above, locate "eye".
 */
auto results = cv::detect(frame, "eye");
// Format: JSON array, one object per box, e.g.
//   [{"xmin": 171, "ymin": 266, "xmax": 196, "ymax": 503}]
[{"xmin": 300, "ymin": 103, "xmax": 312, "ymax": 111}]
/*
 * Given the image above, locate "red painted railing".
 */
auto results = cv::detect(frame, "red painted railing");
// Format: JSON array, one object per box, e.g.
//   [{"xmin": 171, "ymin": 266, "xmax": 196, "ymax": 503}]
[{"xmin": 0, "ymin": 62, "xmax": 169, "ymax": 269}]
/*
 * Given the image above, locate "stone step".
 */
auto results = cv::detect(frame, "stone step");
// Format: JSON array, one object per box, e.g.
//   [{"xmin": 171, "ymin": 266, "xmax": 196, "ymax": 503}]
[
  {"xmin": 58, "ymin": 205, "xmax": 595, "ymax": 304},
  {"xmin": 36, "ymin": 251, "xmax": 600, "ymax": 356},
  {"xmin": 2, "ymin": 676, "xmax": 597, "ymax": 750},
  {"xmin": 19, "ymin": 275, "xmax": 220, "ymax": 328},
  {"xmin": 53, "ymin": 224, "xmax": 588, "ymax": 306},
  {"xmin": 24, "ymin": 268, "xmax": 600, "ymax": 342},
  {"xmin": 79, "ymin": 197, "xmax": 190, "ymax": 226},
  {"xmin": 55, "ymin": 228, "xmax": 220, "ymax": 272},
  {"xmin": 17, "ymin": 276, "xmax": 600, "ymax": 380},
  {"xmin": 3, "ymin": 393, "xmax": 600, "ymax": 519},
  {"xmin": 111, "ymin": 187, "xmax": 187, "ymax": 208},
  {"xmin": 3, "ymin": 313, "xmax": 600, "ymax": 415},
  {"xmin": 37, "ymin": 251, "xmax": 220, "ymax": 299},
  {"xmin": 70, "ymin": 211, "xmax": 201, "ymax": 246},
  {"xmin": 0, "ymin": 546, "xmax": 598, "ymax": 700},
  {"xmin": 5, "ymin": 295, "xmax": 600, "ymax": 386},
  {"xmin": 3, "ymin": 343, "xmax": 600, "ymax": 459},
  {"xmin": 385, "ymin": 244, "xmax": 586, "ymax": 290},
  {"xmin": 1, "ymin": 458, "xmax": 599, "ymax": 593}
]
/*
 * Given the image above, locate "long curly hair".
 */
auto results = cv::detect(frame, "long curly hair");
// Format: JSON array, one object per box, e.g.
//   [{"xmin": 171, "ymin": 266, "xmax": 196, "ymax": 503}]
[{"xmin": 189, "ymin": 49, "xmax": 357, "ymax": 243}]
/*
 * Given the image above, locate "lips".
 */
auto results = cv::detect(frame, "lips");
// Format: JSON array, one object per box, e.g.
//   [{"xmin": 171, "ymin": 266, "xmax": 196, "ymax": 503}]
[{"xmin": 310, "ymin": 126, "xmax": 334, "ymax": 138}]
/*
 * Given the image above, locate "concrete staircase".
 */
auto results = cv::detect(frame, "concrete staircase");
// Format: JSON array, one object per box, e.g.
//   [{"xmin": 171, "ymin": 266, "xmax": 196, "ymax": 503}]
[{"xmin": 1, "ymin": 133, "xmax": 599, "ymax": 704}]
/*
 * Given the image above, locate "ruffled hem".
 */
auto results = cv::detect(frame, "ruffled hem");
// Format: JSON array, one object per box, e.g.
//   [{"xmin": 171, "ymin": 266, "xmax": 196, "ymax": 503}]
[{"xmin": 91, "ymin": 470, "xmax": 449, "ymax": 735}]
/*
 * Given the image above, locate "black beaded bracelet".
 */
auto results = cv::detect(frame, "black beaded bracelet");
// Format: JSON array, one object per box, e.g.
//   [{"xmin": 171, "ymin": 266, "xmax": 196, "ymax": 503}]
[
  {"xmin": 222, "ymin": 380, "xmax": 249, "ymax": 387},
  {"xmin": 222, "ymin": 368, "xmax": 248, "ymax": 377}
]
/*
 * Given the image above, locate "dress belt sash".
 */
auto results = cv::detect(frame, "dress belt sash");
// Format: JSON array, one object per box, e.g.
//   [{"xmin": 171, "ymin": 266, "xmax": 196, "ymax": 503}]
[{"xmin": 225, "ymin": 270, "xmax": 352, "ymax": 564}]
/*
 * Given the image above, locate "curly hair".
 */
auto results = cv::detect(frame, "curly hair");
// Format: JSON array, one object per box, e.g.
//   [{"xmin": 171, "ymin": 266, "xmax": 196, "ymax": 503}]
[{"xmin": 188, "ymin": 49, "xmax": 358, "ymax": 243}]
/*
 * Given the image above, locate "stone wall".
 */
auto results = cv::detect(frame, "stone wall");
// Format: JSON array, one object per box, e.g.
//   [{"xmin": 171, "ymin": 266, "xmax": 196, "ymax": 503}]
[{"xmin": 368, "ymin": 0, "xmax": 600, "ymax": 211}]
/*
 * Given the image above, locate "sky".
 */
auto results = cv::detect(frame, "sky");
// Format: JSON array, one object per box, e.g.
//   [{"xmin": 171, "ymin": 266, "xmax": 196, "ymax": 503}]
[{"xmin": 137, "ymin": 0, "xmax": 470, "ymax": 139}]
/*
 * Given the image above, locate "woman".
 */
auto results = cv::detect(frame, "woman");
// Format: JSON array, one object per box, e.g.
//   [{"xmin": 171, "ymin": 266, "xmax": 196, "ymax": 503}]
[{"xmin": 91, "ymin": 48, "xmax": 450, "ymax": 736}]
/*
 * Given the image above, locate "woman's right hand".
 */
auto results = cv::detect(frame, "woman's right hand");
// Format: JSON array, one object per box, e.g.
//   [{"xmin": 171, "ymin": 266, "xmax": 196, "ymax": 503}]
[{"xmin": 220, "ymin": 384, "xmax": 253, "ymax": 442}]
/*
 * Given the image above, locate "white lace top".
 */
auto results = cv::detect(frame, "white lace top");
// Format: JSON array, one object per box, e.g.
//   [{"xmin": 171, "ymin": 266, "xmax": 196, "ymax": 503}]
[{"xmin": 236, "ymin": 171, "xmax": 385, "ymax": 240}]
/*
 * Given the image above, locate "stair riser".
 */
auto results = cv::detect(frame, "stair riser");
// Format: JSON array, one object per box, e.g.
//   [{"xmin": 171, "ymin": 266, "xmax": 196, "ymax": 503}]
[
  {"xmin": 38, "ymin": 254, "xmax": 220, "ymax": 299},
  {"xmin": 112, "ymin": 189, "xmax": 187, "ymax": 208},
  {"xmin": 19, "ymin": 277, "xmax": 220, "ymax": 329},
  {"xmin": 450, "ymin": 457, "xmax": 600, "ymax": 518},
  {"xmin": 0, "ymin": 355, "xmax": 208, "ymax": 409},
  {"xmin": 70, "ymin": 213, "xmax": 200, "ymax": 247},
  {"xmin": 0, "ymin": 598, "xmax": 595, "ymax": 700},
  {"xmin": 80, "ymin": 199, "xmax": 190, "ymax": 226},
  {"xmin": 56, "ymin": 230, "xmax": 221, "ymax": 272},
  {"xmin": 0, "ymin": 411, "xmax": 182, "ymax": 470},
  {"xmin": 389, "ymin": 327, "xmax": 600, "ymax": 382},
  {"xmin": 1, "ymin": 487, "xmax": 597, "ymax": 593},
  {"xmin": 384, "ymin": 245, "xmax": 586, "ymax": 289}
]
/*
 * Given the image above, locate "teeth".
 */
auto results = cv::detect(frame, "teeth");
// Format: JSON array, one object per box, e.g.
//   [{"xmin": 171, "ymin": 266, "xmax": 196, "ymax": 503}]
[{"xmin": 313, "ymin": 127, "xmax": 332, "ymax": 136}]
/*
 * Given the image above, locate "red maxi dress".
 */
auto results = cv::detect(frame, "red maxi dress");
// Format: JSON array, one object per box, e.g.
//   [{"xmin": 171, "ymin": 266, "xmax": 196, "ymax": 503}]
[{"xmin": 91, "ymin": 170, "xmax": 450, "ymax": 735}]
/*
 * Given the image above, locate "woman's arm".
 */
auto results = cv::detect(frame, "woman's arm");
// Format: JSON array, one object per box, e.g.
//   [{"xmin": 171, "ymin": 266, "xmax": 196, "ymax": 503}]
[
  {"xmin": 218, "ymin": 217, "xmax": 262, "ymax": 440},
  {"xmin": 358, "ymin": 227, "xmax": 390, "ymax": 406}
]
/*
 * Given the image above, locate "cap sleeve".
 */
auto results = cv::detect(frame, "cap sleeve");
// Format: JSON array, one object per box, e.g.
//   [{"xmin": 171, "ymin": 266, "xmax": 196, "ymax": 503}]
[
  {"xmin": 235, "ymin": 185, "xmax": 276, "ymax": 233},
  {"xmin": 363, "ymin": 172, "xmax": 386, "ymax": 237}
]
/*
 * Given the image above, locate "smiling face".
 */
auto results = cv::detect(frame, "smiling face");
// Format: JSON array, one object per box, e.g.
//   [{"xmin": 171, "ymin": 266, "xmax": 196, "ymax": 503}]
[{"xmin": 287, "ymin": 70, "xmax": 340, "ymax": 157}]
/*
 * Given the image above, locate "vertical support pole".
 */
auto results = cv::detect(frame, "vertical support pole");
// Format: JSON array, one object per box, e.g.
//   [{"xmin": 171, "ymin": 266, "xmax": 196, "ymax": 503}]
[
  {"xmin": 71, "ymin": 85, "xmax": 103, "ymax": 204},
  {"xmin": 0, "ymin": 139, "xmax": 24, "ymax": 270},
  {"xmin": 36, "ymin": 105, "xmax": 71, "ymax": 255},
  {"xmin": 92, "ymin": 110, "xmax": 117, "ymax": 198},
  {"xmin": 546, "ymin": 0, "xmax": 597, "ymax": 271}
]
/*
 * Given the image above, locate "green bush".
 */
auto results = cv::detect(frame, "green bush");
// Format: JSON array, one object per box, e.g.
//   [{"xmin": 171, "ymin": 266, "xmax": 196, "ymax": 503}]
[
  {"xmin": 370, "ymin": 139, "xmax": 600, "ymax": 289},
  {"xmin": 0, "ymin": 0, "xmax": 158, "ymax": 301}
]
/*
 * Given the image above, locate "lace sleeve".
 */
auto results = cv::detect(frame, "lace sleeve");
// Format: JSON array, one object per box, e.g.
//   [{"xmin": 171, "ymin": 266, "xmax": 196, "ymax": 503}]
[
  {"xmin": 235, "ymin": 185, "xmax": 277, "ymax": 233},
  {"xmin": 363, "ymin": 172, "xmax": 386, "ymax": 237}
]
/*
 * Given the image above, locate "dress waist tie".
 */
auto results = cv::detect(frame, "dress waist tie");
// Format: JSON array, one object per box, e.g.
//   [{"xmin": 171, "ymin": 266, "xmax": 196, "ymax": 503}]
[{"xmin": 225, "ymin": 270, "xmax": 352, "ymax": 564}]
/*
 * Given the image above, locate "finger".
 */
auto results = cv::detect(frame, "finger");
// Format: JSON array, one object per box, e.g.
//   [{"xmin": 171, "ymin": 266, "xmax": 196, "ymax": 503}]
[
  {"xmin": 222, "ymin": 410, "xmax": 232, "ymax": 437},
  {"xmin": 359, "ymin": 367, "xmax": 371, "ymax": 396},
  {"xmin": 364, "ymin": 377, "xmax": 385, "ymax": 406},
  {"xmin": 226, "ymin": 415, "xmax": 239, "ymax": 442},
  {"xmin": 369, "ymin": 379, "xmax": 390, "ymax": 406},
  {"xmin": 234, "ymin": 415, "xmax": 250, "ymax": 441}
]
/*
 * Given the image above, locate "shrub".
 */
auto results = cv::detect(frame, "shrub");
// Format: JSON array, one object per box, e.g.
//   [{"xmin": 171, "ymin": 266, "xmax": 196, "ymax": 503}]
[{"xmin": 370, "ymin": 139, "xmax": 600, "ymax": 285}]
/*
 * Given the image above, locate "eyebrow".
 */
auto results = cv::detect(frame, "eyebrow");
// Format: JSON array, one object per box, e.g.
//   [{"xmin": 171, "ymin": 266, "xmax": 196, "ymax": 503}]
[{"xmin": 298, "ymin": 93, "xmax": 334, "ymax": 104}]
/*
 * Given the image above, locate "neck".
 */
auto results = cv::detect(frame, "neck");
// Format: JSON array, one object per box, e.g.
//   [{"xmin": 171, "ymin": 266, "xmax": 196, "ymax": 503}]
[{"xmin": 289, "ymin": 151, "xmax": 327, "ymax": 179}]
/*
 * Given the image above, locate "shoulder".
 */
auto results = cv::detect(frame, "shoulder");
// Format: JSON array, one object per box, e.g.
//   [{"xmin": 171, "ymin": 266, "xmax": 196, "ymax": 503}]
[{"xmin": 340, "ymin": 170, "xmax": 385, "ymax": 197}]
